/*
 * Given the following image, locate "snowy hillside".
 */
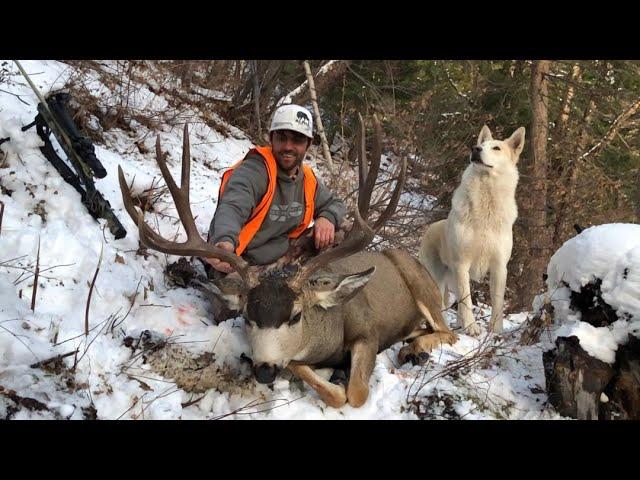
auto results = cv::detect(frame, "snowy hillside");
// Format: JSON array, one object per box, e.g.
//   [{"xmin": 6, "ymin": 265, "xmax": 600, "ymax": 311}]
[{"xmin": 0, "ymin": 60, "xmax": 562, "ymax": 419}]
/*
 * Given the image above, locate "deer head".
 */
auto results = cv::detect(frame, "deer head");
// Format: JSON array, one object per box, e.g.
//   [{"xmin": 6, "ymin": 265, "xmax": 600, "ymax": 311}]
[{"xmin": 119, "ymin": 117, "xmax": 406, "ymax": 384}]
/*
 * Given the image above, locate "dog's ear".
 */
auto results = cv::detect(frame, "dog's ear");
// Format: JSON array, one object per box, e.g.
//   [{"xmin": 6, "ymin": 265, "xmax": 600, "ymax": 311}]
[
  {"xmin": 506, "ymin": 127, "xmax": 526, "ymax": 159},
  {"xmin": 477, "ymin": 125, "xmax": 493, "ymax": 144}
]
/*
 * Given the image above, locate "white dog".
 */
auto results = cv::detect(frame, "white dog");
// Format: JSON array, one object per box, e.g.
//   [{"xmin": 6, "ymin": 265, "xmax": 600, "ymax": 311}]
[{"xmin": 419, "ymin": 125, "xmax": 525, "ymax": 335}]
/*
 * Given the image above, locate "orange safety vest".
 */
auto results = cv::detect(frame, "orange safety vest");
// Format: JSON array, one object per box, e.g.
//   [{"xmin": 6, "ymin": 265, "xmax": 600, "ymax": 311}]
[{"xmin": 218, "ymin": 146, "xmax": 317, "ymax": 256}]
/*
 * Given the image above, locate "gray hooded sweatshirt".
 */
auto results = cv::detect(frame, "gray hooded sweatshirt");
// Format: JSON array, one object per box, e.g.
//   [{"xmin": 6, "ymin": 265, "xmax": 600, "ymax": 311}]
[{"xmin": 209, "ymin": 151, "xmax": 346, "ymax": 265}]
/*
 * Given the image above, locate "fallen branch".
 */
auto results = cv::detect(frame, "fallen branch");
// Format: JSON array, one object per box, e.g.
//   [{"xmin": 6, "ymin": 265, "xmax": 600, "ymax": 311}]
[
  {"xmin": 30, "ymin": 237, "xmax": 40, "ymax": 312},
  {"xmin": 85, "ymin": 243, "xmax": 104, "ymax": 337},
  {"xmin": 29, "ymin": 350, "xmax": 78, "ymax": 371}
]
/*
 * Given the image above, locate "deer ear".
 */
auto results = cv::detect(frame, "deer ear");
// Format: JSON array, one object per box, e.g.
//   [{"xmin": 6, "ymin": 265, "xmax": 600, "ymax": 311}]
[
  {"xmin": 205, "ymin": 274, "xmax": 247, "ymax": 313},
  {"xmin": 311, "ymin": 267, "xmax": 376, "ymax": 310}
]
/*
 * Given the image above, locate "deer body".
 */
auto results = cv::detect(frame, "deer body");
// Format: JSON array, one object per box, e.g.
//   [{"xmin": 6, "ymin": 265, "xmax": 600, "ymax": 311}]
[{"xmin": 298, "ymin": 251, "xmax": 422, "ymax": 363}]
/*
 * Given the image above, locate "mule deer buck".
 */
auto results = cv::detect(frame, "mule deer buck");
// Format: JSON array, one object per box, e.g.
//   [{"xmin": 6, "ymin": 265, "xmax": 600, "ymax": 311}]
[{"xmin": 118, "ymin": 117, "xmax": 458, "ymax": 408}]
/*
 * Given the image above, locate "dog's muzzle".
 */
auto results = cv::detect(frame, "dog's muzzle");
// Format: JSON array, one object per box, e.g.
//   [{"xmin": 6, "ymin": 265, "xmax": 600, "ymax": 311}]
[
  {"xmin": 470, "ymin": 147, "xmax": 491, "ymax": 167},
  {"xmin": 470, "ymin": 146, "xmax": 483, "ymax": 164}
]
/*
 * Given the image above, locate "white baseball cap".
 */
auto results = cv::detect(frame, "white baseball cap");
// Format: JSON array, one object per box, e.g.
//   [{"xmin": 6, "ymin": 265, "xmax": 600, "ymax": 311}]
[{"xmin": 269, "ymin": 104, "xmax": 314, "ymax": 139}]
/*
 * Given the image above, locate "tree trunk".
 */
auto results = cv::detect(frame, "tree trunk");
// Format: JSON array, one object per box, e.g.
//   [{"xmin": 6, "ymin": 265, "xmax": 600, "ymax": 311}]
[
  {"xmin": 288, "ymin": 60, "xmax": 350, "ymax": 106},
  {"xmin": 515, "ymin": 60, "xmax": 552, "ymax": 309},
  {"xmin": 554, "ymin": 63, "xmax": 581, "ymax": 138},
  {"xmin": 251, "ymin": 60, "xmax": 262, "ymax": 138}
]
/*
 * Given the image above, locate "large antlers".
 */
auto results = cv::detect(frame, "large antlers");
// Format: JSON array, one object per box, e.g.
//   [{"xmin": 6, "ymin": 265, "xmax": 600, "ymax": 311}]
[
  {"xmin": 290, "ymin": 114, "xmax": 407, "ymax": 290},
  {"xmin": 118, "ymin": 125, "xmax": 253, "ymax": 286}
]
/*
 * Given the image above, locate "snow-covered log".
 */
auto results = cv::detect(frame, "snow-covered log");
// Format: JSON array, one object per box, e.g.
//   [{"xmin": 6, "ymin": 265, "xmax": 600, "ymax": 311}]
[{"xmin": 538, "ymin": 224, "xmax": 640, "ymax": 419}]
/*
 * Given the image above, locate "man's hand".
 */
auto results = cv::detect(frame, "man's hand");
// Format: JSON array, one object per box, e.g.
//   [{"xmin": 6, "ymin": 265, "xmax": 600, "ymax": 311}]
[
  {"xmin": 314, "ymin": 217, "xmax": 335, "ymax": 250},
  {"xmin": 204, "ymin": 241, "xmax": 235, "ymax": 273}
]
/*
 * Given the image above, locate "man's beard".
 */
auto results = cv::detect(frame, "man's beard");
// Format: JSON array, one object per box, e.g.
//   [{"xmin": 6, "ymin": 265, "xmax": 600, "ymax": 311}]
[{"xmin": 276, "ymin": 152, "xmax": 303, "ymax": 174}]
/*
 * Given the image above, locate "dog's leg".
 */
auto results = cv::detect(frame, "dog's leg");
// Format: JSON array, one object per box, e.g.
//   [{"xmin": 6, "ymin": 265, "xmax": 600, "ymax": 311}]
[
  {"xmin": 346, "ymin": 340, "xmax": 378, "ymax": 408},
  {"xmin": 489, "ymin": 262, "xmax": 507, "ymax": 334},
  {"xmin": 287, "ymin": 363, "xmax": 347, "ymax": 408},
  {"xmin": 453, "ymin": 265, "xmax": 481, "ymax": 336}
]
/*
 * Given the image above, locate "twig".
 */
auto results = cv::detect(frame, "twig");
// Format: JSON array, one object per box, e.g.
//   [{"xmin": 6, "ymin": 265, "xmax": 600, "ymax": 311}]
[
  {"xmin": 181, "ymin": 393, "xmax": 207, "ymax": 409},
  {"xmin": 110, "ymin": 276, "xmax": 143, "ymax": 332},
  {"xmin": 29, "ymin": 350, "xmax": 77, "ymax": 369},
  {"xmin": 444, "ymin": 68, "xmax": 474, "ymax": 106},
  {"xmin": 211, "ymin": 396, "xmax": 304, "ymax": 420},
  {"xmin": 85, "ymin": 243, "xmax": 104, "ymax": 337},
  {"xmin": 117, "ymin": 392, "xmax": 149, "ymax": 420},
  {"xmin": 0, "ymin": 201, "xmax": 4, "ymax": 237},
  {"xmin": 53, "ymin": 316, "xmax": 111, "ymax": 347},
  {"xmin": 577, "ymin": 96, "xmax": 640, "ymax": 163},
  {"xmin": 30, "ymin": 236, "xmax": 40, "ymax": 312},
  {"xmin": 0, "ymin": 255, "xmax": 28, "ymax": 267},
  {"xmin": 0, "ymin": 324, "xmax": 39, "ymax": 361},
  {"xmin": 0, "ymin": 88, "xmax": 30, "ymax": 105}
]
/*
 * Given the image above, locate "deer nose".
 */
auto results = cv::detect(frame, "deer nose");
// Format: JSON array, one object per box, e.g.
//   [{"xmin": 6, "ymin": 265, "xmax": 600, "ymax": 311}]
[{"xmin": 253, "ymin": 363, "xmax": 281, "ymax": 384}]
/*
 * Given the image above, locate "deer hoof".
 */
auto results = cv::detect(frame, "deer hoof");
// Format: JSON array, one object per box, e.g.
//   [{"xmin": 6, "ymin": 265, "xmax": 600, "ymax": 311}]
[
  {"xmin": 418, "ymin": 351, "xmax": 430, "ymax": 363},
  {"xmin": 321, "ymin": 385, "xmax": 347, "ymax": 408},
  {"xmin": 329, "ymin": 368, "xmax": 349, "ymax": 388},
  {"xmin": 347, "ymin": 384, "xmax": 369, "ymax": 408}
]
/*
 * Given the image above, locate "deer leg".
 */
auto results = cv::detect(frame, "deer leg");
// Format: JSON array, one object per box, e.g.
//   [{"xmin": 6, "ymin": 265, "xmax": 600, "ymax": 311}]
[
  {"xmin": 398, "ymin": 331, "xmax": 458, "ymax": 366},
  {"xmin": 287, "ymin": 363, "xmax": 347, "ymax": 408},
  {"xmin": 346, "ymin": 340, "xmax": 378, "ymax": 408},
  {"xmin": 416, "ymin": 300, "xmax": 456, "ymax": 336}
]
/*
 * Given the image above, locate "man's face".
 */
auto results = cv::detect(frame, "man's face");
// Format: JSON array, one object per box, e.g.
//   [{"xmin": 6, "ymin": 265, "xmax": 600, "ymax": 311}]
[{"xmin": 271, "ymin": 130, "xmax": 310, "ymax": 173}]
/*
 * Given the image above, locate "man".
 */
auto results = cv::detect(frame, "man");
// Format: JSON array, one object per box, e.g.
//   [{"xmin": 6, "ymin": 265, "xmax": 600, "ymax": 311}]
[{"xmin": 205, "ymin": 104, "xmax": 345, "ymax": 274}]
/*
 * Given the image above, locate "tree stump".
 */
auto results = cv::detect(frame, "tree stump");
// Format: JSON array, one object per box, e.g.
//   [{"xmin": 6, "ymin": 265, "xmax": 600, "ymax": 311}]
[
  {"xmin": 543, "ymin": 335, "xmax": 640, "ymax": 419},
  {"xmin": 543, "ymin": 336, "xmax": 615, "ymax": 419}
]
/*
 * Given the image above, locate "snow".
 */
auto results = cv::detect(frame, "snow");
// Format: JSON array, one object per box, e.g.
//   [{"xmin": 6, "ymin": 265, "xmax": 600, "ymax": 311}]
[
  {"xmin": 1, "ymin": 60, "xmax": 563, "ymax": 419},
  {"xmin": 539, "ymin": 223, "xmax": 640, "ymax": 364}
]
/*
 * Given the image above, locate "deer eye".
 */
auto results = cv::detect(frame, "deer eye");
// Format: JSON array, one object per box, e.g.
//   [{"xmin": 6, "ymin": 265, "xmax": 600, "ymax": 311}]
[
  {"xmin": 492, "ymin": 146, "xmax": 500, "ymax": 151},
  {"xmin": 290, "ymin": 312, "xmax": 302, "ymax": 325}
]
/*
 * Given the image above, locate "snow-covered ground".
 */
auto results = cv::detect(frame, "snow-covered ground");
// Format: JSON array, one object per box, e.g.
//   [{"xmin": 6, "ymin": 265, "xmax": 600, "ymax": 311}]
[{"xmin": 0, "ymin": 60, "xmax": 562, "ymax": 419}]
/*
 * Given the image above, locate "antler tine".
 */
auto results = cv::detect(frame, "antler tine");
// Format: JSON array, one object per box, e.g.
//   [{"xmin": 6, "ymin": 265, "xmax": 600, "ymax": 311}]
[
  {"xmin": 118, "ymin": 165, "xmax": 144, "ymax": 227},
  {"xmin": 118, "ymin": 126, "xmax": 253, "ymax": 286},
  {"xmin": 181, "ymin": 123, "xmax": 191, "ymax": 204},
  {"xmin": 372, "ymin": 155, "xmax": 407, "ymax": 231},
  {"xmin": 357, "ymin": 113, "xmax": 382, "ymax": 220},
  {"xmin": 290, "ymin": 114, "xmax": 401, "ymax": 291},
  {"xmin": 291, "ymin": 207, "xmax": 374, "ymax": 291},
  {"xmin": 153, "ymin": 130, "xmax": 200, "ymax": 240}
]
